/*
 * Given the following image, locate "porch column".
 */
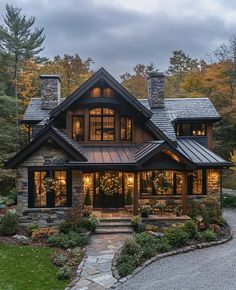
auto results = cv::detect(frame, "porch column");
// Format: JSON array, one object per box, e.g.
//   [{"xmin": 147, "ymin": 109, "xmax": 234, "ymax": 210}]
[
  {"xmin": 133, "ymin": 172, "xmax": 139, "ymax": 215},
  {"xmin": 72, "ymin": 170, "xmax": 83, "ymax": 217},
  {"xmin": 182, "ymin": 173, "xmax": 188, "ymax": 215}
]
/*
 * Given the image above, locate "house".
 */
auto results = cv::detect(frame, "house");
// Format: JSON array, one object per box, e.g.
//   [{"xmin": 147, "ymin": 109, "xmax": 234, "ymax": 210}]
[{"xmin": 6, "ymin": 68, "xmax": 231, "ymax": 225}]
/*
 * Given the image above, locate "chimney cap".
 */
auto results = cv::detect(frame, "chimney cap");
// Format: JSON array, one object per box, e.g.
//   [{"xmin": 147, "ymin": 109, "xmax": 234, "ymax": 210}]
[
  {"xmin": 148, "ymin": 72, "xmax": 165, "ymax": 79},
  {"xmin": 39, "ymin": 74, "xmax": 61, "ymax": 82}
]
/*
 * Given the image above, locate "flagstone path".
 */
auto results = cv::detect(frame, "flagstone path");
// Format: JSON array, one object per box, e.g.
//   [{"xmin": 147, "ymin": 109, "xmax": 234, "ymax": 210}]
[{"xmin": 67, "ymin": 234, "xmax": 130, "ymax": 290}]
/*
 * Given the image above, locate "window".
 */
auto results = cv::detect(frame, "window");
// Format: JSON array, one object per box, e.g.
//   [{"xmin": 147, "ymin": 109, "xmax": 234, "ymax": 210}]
[
  {"xmin": 176, "ymin": 123, "xmax": 206, "ymax": 136},
  {"xmin": 90, "ymin": 87, "xmax": 101, "ymax": 97},
  {"xmin": 72, "ymin": 116, "xmax": 84, "ymax": 141},
  {"xmin": 34, "ymin": 171, "xmax": 47, "ymax": 207},
  {"xmin": 140, "ymin": 171, "xmax": 174, "ymax": 196},
  {"xmin": 120, "ymin": 116, "xmax": 132, "ymax": 141},
  {"xmin": 89, "ymin": 108, "xmax": 115, "ymax": 141},
  {"xmin": 207, "ymin": 169, "xmax": 220, "ymax": 195},
  {"xmin": 30, "ymin": 170, "xmax": 70, "ymax": 208},
  {"xmin": 187, "ymin": 170, "xmax": 206, "ymax": 195}
]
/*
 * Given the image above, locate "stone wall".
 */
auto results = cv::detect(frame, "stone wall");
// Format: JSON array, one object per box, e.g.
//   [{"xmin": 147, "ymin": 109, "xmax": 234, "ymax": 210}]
[
  {"xmin": 40, "ymin": 75, "xmax": 61, "ymax": 110},
  {"xmin": 16, "ymin": 144, "xmax": 83, "ymax": 226}
]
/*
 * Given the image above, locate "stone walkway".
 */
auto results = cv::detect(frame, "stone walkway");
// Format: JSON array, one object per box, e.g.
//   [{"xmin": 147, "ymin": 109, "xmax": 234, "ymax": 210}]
[{"xmin": 67, "ymin": 234, "xmax": 130, "ymax": 290}]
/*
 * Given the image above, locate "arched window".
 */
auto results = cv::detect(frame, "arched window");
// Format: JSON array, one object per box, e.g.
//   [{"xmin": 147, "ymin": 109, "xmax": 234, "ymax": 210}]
[{"xmin": 89, "ymin": 108, "xmax": 115, "ymax": 140}]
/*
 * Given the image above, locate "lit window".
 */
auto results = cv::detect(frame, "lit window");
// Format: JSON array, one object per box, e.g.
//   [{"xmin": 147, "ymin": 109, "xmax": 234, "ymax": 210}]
[
  {"xmin": 192, "ymin": 124, "xmax": 206, "ymax": 136},
  {"xmin": 54, "ymin": 171, "xmax": 67, "ymax": 207},
  {"xmin": 103, "ymin": 88, "xmax": 114, "ymax": 97},
  {"xmin": 89, "ymin": 108, "xmax": 115, "ymax": 141},
  {"xmin": 207, "ymin": 169, "xmax": 220, "ymax": 195},
  {"xmin": 72, "ymin": 116, "xmax": 84, "ymax": 141},
  {"xmin": 34, "ymin": 171, "xmax": 47, "ymax": 207},
  {"xmin": 90, "ymin": 87, "xmax": 101, "ymax": 97},
  {"xmin": 176, "ymin": 123, "xmax": 206, "ymax": 136},
  {"xmin": 188, "ymin": 170, "xmax": 205, "ymax": 195},
  {"xmin": 120, "ymin": 116, "xmax": 132, "ymax": 141}
]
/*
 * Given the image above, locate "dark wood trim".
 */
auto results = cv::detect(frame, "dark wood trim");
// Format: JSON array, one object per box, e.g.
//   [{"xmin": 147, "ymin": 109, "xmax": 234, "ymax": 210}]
[{"xmin": 133, "ymin": 172, "xmax": 138, "ymax": 215}]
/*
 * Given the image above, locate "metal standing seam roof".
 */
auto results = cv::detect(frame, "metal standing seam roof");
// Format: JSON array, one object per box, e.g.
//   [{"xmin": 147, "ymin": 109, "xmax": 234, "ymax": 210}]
[
  {"xmin": 176, "ymin": 138, "xmax": 230, "ymax": 166},
  {"xmin": 134, "ymin": 141, "xmax": 164, "ymax": 162}
]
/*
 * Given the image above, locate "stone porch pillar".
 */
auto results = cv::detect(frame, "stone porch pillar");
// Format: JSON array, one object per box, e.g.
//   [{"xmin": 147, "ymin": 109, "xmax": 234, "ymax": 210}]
[
  {"xmin": 72, "ymin": 170, "xmax": 83, "ymax": 217},
  {"xmin": 182, "ymin": 173, "xmax": 188, "ymax": 215}
]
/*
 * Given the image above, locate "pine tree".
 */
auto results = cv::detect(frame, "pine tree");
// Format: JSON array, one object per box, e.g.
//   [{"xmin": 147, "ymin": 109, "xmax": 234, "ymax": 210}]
[{"xmin": 0, "ymin": 4, "xmax": 45, "ymax": 149}]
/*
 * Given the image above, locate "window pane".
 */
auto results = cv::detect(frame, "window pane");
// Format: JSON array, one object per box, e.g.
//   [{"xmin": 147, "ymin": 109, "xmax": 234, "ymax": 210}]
[
  {"xmin": 72, "ymin": 116, "xmax": 84, "ymax": 141},
  {"xmin": 192, "ymin": 124, "xmax": 206, "ymax": 136},
  {"xmin": 90, "ymin": 88, "xmax": 101, "ymax": 97},
  {"xmin": 176, "ymin": 173, "xmax": 184, "ymax": 195},
  {"xmin": 154, "ymin": 171, "xmax": 173, "ymax": 195},
  {"xmin": 181, "ymin": 124, "xmax": 191, "ymax": 136},
  {"xmin": 120, "ymin": 117, "xmax": 132, "ymax": 141},
  {"xmin": 55, "ymin": 171, "xmax": 67, "ymax": 207},
  {"xmin": 141, "ymin": 171, "xmax": 153, "ymax": 195},
  {"xmin": 103, "ymin": 88, "xmax": 114, "ymax": 98},
  {"xmin": 90, "ymin": 116, "xmax": 102, "ymax": 140},
  {"xmin": 103, "ymin": 116, "xmax": 114, "ymax": 140},
  {"xmin": 192, "ymin": 170, "xmax": 203, "ymax": 194},
  {"xmin": 103, "ymin": 108, "xmax": 114, "ymax": 115},
  {"xmin": 34, "ymin": 171, "xmax": 46, "ymax": 207},
  {"xmin": 207, "ymin": 169, "xmax": 220, "ymax": 195}
]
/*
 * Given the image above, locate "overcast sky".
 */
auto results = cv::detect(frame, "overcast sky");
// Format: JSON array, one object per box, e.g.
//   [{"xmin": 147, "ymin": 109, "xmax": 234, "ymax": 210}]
[{"xmin": 1, "ymin": 0, "xmax": 236, "ymax": 79}]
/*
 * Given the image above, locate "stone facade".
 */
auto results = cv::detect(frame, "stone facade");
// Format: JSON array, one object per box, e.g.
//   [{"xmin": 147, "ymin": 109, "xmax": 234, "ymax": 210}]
[
  {"xmin": 147, "ymin": 72, "xmax": 165, "ymax": 109},
  {"xmin": 16, "ymin": 144, "xmax": 83, "ymax": 226},
  {"xmin": 40, "ymin": 75, "xmax": 61, "ymax": 110}
]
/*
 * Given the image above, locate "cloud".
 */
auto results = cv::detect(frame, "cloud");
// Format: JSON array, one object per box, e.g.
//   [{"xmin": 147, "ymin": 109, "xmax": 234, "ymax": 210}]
[{"xmin": 0, "ymin": 0, "xmax": 236, "ymax": 78}]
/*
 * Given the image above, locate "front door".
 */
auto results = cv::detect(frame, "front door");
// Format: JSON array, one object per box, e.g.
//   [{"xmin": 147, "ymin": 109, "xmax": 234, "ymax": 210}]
[{"xmin": 93, "ymin": 172, "xmax": 125, "ymax": 208}]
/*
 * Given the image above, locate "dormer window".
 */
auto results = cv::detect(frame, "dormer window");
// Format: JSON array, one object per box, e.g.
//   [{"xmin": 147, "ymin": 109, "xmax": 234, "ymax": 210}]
[
  {"xmin": 176, "ymin": 123, "xmax": 206, "ymax": 136},
  {"xmin": 89, "ymin": 108, "xmax": 115, "ymax": 141},
  {"xmin": 72, "ymin": 116, "xmax": 84, "ymax": 141}
]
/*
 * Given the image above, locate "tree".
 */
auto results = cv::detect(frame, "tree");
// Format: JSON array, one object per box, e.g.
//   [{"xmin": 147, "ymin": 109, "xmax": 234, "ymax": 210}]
[
  {"xmin": 0, "ymin": 4, "xmax": 45, "ymax": 149},
  {"xmin": 41, "ymin": 54, "xmax": 93, "ymax": 97},
  {"xmin": 120, "ymin": 63, "xmax": 158, "ymax": 99}
]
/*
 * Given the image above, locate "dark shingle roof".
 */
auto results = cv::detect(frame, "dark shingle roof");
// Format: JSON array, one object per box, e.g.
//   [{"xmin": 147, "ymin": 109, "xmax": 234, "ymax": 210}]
[
  {"xmin": 176, "ymin": 138, "xmax": 230, "ymax": 166},
  {"xmin": 23, "ymin": 98, "xmax": 65, "ymax": 122}
]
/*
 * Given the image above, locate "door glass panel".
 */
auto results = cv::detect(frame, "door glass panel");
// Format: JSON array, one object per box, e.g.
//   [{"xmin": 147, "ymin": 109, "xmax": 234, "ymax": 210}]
[{"xmin": 34, "ymin": 171, "xmax": 46, "ymax": 207}]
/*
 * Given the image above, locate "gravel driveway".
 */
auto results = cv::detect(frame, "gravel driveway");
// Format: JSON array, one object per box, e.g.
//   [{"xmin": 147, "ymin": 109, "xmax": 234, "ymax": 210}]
[{"xmin": 116, "ymin": 209, "xmax": 236, "ymax": 290}]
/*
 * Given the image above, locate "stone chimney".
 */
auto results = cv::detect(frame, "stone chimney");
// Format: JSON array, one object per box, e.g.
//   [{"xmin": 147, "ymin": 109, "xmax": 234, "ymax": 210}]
[
  {"xmin": 147, "ymin": 72, "xmax": 165, "ymax": 109},
  {"xmin": 40, "ymin": 75, "xmax": 61, "ymax": 110}
]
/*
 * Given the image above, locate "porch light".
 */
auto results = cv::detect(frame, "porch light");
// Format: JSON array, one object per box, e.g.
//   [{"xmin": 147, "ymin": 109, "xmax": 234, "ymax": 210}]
[
  {"xmin": 84, "ymin": 175, "xmax": 92, "ymax": 186},
  {"xmin": 127, "ymin": 174, "xmax": 134, "ymax": 183}
]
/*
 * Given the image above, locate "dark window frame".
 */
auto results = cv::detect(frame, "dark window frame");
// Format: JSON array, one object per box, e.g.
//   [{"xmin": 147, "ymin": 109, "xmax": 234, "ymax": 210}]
[
  {"xmin": 120, "ymin": 116, "xmax": 132, "ymax": 141},
  {"xmin": 72, "ymin": 115, "xmax": 85, "ymax": 141},
  {"xmin": 89, "ymin": 108, "xmax": 115, "ymax": 141},
  {"xmin": 187, "ymin": 169, "xmax": 206, "ymax": 195},
  {"xmin": 176, "ymin": 123, "xmax": 207, "ymax": 136},
  {"xmin": 28, "ymin": 168, "xmax": 72, "ymax": 208}
]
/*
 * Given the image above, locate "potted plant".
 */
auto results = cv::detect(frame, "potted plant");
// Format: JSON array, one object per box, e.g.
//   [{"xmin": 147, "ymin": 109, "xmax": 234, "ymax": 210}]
[
  {"xmin": 140, "ymin": 207, "xmax": 151, "ymax": 218},
  {"xmin": 157, "ymin": 203, "xmax": 166, "ymax": 216},
  {"xmin": 175, "ymin": 205, "xmax": 182, "ymax": 217},
  {"xmin": 125, "ymin": 189, "xmax": 132, "ymax": 208},
  {"xmin": 84, "ymin": 189, "xmax": 92, "ymax": 208}
]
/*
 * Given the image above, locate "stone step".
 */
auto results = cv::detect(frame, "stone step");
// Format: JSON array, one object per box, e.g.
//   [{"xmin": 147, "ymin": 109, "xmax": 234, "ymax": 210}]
[
  {"xmin": 95, "ymin": 226, "xmax": 133, "ymax": 234},
  {"xmin": 98, "ymin": 221, "xmax": 131, "ymax": 227},
  {"xmin": 99, "ymin": 218, "xmax": 131, "ymax": 223}
]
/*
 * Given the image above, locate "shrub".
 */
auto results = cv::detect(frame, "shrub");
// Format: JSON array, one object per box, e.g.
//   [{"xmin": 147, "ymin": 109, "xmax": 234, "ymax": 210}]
[
  {"xmin": 203, "ymin": 229, "xmax": 217, "ymax": 242},
  {"xmin": 0, "ymin": 212, "xmax": 19, "ymax": 236},
  {"xmin": 164, "ymin": 226, "xmax": 189, "ymax": 247},
  {"xmin": 156, "ymin": 238, "xmax": 172, "ymax": 253},
  {"xmin": 122, "ymin": 238, "xmax": 142, "ymax": 265},
  {"xmin": 84, "ymin": 189, "xmax": 92, "ymax": 206},
  {"xmin": 48, "ymin": 232, "xmax": 89, "ymax": 249},
  {"xmin": 116, "ymin": 260, "xmax": 136, "ymax": 277},
  {"xmin": 50, "ymin": 249, "xmax": 69, "ymax": 267},
  {"xmin": 77, "ymin": 216, "xmax": 99, "ymax": 232},
  {"xmin": 145, "ymin": 223, "xmax": 159, "ymax": 233},
  {"xmin": 125, "ymin": 189, "xmax": 132, "ymax": 206},
  {"xmin": 27, "ymin": 223, "xmax": 39, "ymax": 235},
  {"xmin": 56, "ymin": 265, "xmax": 73, "ymax": 280},
  {"xmin": 59, "ymin": 222, "xmax": 74, "ymax": 234},
  {"xmin": 184, "ymin": 220, "xmax": 199, "ymax": 239},
  {"xmin": 32, "ymin": 227, "xmax": 58, "ymax": 240},
  {"xmin": 134, "ymin": 232, "xmax": 157, "ymax": 247},
  {"xmin": 142, "ymin": 245, "xmax": 157, "ymax": 259},
  {"xmin": 204, "ymin": 197, "xmax": 222, "ymax": 225},
  {"xmin": 131, "ymin": 215, "xmax": 141, "ymax": 228},
  {"xmin": 210, "ymin": 223, "xmax": 220, "ymax": 233},
  {"xmin": 140, "ymin": 207, "xmax": 151, "ymax": 218}
]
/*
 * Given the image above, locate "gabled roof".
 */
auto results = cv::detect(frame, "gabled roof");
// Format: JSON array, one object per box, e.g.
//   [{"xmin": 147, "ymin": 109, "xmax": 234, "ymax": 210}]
[
  {"xmin": 139, "ymin": 98, "xmax": 220, "ymax": 122},
  {"xmin": 5, "ymin": 126, "xmax": 87, "ymax": 168},
  {"xmin": 177, "ymin": 138, "xmax": 231, "ymax": 167},
  {"xmin": 50, "ymin": 67, "xmax": 152, "ymax": 119}
]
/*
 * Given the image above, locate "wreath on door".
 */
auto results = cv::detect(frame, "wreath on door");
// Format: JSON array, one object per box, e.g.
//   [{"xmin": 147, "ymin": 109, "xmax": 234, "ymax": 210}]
[{"xmin": 100, "ymin": 172, "xmax": 120, "ymax": 196}]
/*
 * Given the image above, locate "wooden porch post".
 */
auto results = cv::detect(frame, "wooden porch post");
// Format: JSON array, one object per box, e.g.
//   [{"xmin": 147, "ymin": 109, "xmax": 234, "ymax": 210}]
[
  {"xmin": 133, "ymin": 172, "xmax": 139, "ymax": 215},
  {"xmin": 182, "ymin": 173, "xmax": 188, "ymax": 215}
]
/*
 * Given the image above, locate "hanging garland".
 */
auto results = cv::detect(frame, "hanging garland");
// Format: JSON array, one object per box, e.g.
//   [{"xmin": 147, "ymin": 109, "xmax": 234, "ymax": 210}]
[
  {"xmin": 100, "ymin": 172, "xmax": 120, "ymax": 196},
  {"xmin": 43, "ymin": 177, "xmax": 56, "ymax": 192}
]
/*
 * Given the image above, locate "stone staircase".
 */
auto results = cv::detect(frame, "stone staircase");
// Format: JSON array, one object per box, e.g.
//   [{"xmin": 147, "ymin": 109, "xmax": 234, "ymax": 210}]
[{"xmin": 95, "ymin": 218, "xmax": 133, "ymax": 234}]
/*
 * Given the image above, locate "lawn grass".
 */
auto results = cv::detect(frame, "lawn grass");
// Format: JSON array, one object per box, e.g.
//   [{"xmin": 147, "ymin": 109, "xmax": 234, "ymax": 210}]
[{"xmin": 0, "ymin": 243, "xmax": 68, "ymax": 290}]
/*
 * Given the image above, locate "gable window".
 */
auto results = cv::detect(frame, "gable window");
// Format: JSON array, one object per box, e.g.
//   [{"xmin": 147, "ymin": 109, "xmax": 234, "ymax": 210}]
[
  {"xmin": 89, "ymin": 108, "xmax": 115, "ymax": 141},
  {"xmin": 176, "ymin": 123, "xmax": 206, "ymax": 136},
  {"xmin": 72, "ymin": 116, "xmax": 84, "ymax": 141},
  {"xmin": 90, "ymin": 87, "xmax": 101, "ymax": 97},
  {"xmin": 120, "ymin": 116, "xmax": 132, "ymax": 141},
  {"xmin": 29, "ymin": 170, "xmax": 71, "ymax": 208}
]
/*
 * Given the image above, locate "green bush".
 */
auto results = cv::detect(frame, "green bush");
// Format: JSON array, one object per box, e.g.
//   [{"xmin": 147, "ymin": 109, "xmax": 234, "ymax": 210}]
[
  {"xmin": 134, "ymin": 232, "xmax": 157, "ymax": 247},
  {"xmin": 204, "ymin": 197, "xmax": 222, "ymax": 225},
  {"xmin": 50, "ymin": 249, "xmax": 69, "ymax": 267},
  {"xmin": 48, "ymin": 232, "xmax": 89, "ymax": 249},
  {"xmin": 203, "ymin": 229, "xmax": 217, "ymax": 242},
  {"xmin": 0, "ymin": 212, "xmax": 19, "ymax": 236},
  {"xmin": 27, "ymin": 223, "xmax": 39, "ymax": 235},
  {"xmin": 123, "ymin": 238, "xmax": 142, "ymax": 257},
  {"xmin": 116, "ymin": 260, "xmax": 136, "ymax": 277},
  {"xmin": 125, "ymin": 189, "xmax": 132, "ymax": 206},
  {"xmin": 142, "ymin": 245, "xmax": 157, "ymax": 259},
  {"xmin": 131, "ymin": 216, "xmax": 141, "ymax": 228},
  {"xmin": 164, "ymin": 227, "xmax": 189, "ymax": 247},
  {"xmin": 184, "ymin": 220, "xmax": 199, "ymax": 239},
  {"xmin": 56, "ymin": 265, "xmax": 73, "ymax": 280},
  {"xmin": 156, "ymin": 238, "xmax": 172, "ymax": 253},
  {"xmin": 77, "ymin": 216, "xmax": 99, "ymax": 232}
]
